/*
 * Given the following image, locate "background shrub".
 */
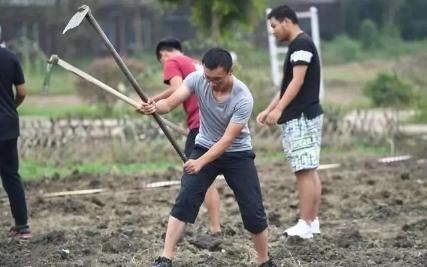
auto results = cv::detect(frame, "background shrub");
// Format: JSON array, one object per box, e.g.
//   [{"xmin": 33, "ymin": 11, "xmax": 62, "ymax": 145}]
[
  {"xmin": 363, "ymin": 72, "xmax": 415, "ymax": 108},
  {"xmin": 75, "ymin": 58, "xmax": 146, "ymax": 114}
]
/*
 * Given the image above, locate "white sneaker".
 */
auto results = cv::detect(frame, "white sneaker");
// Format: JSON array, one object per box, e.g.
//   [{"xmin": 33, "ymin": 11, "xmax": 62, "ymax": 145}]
[
  {"xmin": 311, "ymin": 217, "xmax": 321, "ymax": 234},
  {"xmin": 283, "ymin": 219, "xmax": 313, "ymax": 239}
]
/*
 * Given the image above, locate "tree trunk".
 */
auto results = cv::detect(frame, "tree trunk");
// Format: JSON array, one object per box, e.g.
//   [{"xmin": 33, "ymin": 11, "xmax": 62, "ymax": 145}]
[{"xmin": 382, "ymin": 0, "xmax": 402, "ymax": 36}]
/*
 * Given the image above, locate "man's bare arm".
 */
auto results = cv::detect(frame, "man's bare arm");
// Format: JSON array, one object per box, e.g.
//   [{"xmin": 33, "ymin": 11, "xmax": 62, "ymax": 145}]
[
  {"xmin": 274, "ymin": 65, "xmax": 308, "ymax": 112},
  {"xmin": 151, "ymin": 76, "xmax": 183, "ymax": 102},
  {"xmin": 197, "ymin": 122, "xmax": 245, "ymax": 165},
  {"xmin": 139, "ymin": 83, "xmax": 192, "ymax": 115},
  {"xmin": 15, "ymin": 84, "xmax": 27, "ymax": 107}
]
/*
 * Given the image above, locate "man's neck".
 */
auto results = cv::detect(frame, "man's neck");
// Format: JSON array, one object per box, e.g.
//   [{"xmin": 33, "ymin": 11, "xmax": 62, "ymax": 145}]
[
  {"xmin": 212, "ymin": 77, "xmax": 233, "ymax": 101},
  {"xmin": 289, "ymin": 26, "xmax": 303, "ymax": 42}
]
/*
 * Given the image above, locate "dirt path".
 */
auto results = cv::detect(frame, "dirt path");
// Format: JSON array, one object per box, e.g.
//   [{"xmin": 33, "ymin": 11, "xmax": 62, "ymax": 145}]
[{"xmin": 0, "ymin": 156, "xmax": 426, "ymax": 266}]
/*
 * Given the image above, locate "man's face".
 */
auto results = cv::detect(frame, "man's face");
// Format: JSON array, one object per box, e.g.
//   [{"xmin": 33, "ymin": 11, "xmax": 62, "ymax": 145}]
[
  {"xmin": 270, "ymin": 17, "xmax": 291, "ymax": 42},
  {"xmin": 158, "ymin": 50, "xmax": 172, "ymax": 65},
  {"xmin": 203, "ymin": 66, "xmax": 232, "ymax": 91}
]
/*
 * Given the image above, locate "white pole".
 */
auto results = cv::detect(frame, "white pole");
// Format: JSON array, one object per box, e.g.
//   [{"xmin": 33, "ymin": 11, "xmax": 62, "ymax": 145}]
[
  {"xmin": 266, "ymin": 8, "xmax": 281, "ymax": 88},
  {"xmin": 310, "ymin": 6, "xmax": 325, "ymax": 101}
]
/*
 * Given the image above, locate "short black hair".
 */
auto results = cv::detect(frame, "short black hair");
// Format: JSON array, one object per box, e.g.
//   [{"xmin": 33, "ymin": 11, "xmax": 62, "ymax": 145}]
[
  {"xmin": 202, "ymin": 48, "xmax": 232, "ymax": 72},
  {"xmin": 155, "ymin": 37, "xmax": 182, "ymax": 61},
  {"xmin": 267, "ymin": 5, "xmax": 299, "ymax": 24}
]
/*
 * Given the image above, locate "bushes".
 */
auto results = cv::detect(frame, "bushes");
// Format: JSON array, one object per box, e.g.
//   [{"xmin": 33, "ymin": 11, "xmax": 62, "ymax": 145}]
[
  {"xmin": 363, "ymin": 73, "xmax": 415, "ymax": 108},
  {"xmin": 322, "ymin": 34, "xmax": 362, "ymax": 64},
  {"xmin": 359, "ymin": 19, "xmax": 381, "ymax": 49},
  {"xmin": 75, "ymin": 58, "xmax": 146, "ymax": 114}
]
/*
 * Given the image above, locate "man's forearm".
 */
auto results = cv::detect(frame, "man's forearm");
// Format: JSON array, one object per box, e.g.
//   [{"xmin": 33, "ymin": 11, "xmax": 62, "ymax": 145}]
[
  {"xmin": 152, "ymin": 87, "xmax": 175, "ymax": 102},
  {"xmin": 275, "ymin": 79, "xmax": 303, "ymax": 112},
  {"xmin": 15, "ymin": 94, "xmax": 26, "ymax": 107},
  {"xmin": 265, "ymin": 92, "xmax": 280, "ymax": 112},
  {"xmin": 198, "ymin": 138, "xmax": 233, "ymax": 166},
  {"xmin": 154, "ymin": 99, "xmax": 173, "ymax": 114}
]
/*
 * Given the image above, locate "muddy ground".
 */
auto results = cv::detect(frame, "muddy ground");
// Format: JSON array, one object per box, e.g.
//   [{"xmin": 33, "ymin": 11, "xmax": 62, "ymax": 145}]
[{"xmin": 0, "ymin": 154, "xmax": 426, "ymax": 267}]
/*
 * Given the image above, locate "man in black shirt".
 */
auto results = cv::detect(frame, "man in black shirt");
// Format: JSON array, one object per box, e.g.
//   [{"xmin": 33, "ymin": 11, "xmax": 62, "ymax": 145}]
[
  {"xmin": 0, "ymin": 43, "xmax": 31, "ymax": 239},
  {"xmin": 257, "ymin": 5, "xmax": 323, "ymax": 239}
]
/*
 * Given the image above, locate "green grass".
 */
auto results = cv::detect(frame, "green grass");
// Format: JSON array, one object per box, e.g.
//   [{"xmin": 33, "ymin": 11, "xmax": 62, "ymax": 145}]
[
  {"xmin": 322, "ymin": 36, "xmax": 427, "ymax": 65},
  {"xmin": 322, "ymin": 142, "xmax": 391, "ymax": 157},
  {"xmin": 25, "ymin": 68, "xmax": 76, "ymax": 95},
  {"xmin": 20, "ymin": 160, "xmax": 176, "ymax": 182}
]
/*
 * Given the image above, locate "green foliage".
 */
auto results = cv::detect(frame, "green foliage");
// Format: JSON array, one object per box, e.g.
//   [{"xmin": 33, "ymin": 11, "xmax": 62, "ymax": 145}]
[
  {"xmin": 414, "ymin": 97, "xmax": 427, "ymax": 123},
  {"xmin": 322, "ymin": 35, "xmax": 362, "ymax": 64},
  {"xmin": 398, "ymin": 0, "xmax": 427, "ymax": 40},
  {"xmin": 20, "ymin": 160, "xmax": 174, "ymax": 181},
  {"xmin": 160, "ymin": 0, "xmax": 266, "ymax": 42},
  {"xmin": 25, "ymin": 67, "xmax": 75, "ymax": 95},
  {"xmin": 322, "ymin": 35, "xmax": 427, "ymax": 65},
  {"xmin": 343, "ymin": 0, "xmax": 384, "ymax": 37},
  {"xmin": 342, "ymin": 0, "xmax": 427, "ymax": 40},
  {"xmin": 363, "ymin": 73, "xmax": 415, "ymax": 108},
  {"xmin": 359, "ymin": 19, "xmax": 381, "ymax": 49}
]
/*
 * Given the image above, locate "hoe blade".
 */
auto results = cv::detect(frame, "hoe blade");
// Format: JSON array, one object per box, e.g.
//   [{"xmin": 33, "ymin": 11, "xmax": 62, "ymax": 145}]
[{"xmin": 62, "ymin": 5, "xmax": 90, "ymax": 34}]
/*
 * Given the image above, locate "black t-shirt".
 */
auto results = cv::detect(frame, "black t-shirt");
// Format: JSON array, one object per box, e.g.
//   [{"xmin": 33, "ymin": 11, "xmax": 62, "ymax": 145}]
[
  {"xmin": 278, "ymin": 32, "xmax": 323, "ymax": 124},
  {"xmin": 0, "ymin": 47, "xmax": 25, "ymax": 140}
]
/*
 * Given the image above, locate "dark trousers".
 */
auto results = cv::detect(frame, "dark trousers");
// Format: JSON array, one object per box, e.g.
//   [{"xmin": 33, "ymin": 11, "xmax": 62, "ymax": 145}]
[
  {"xmin": 0, "ymin": 138, "xmax": 28, "ymax": 226},
  {"xmin": 184, "ymin": 128, "xmax": 199, "ymax": 158},
  {"xmin": 171, "ymin": 145, "xmax": 268, "ymax": 234}
]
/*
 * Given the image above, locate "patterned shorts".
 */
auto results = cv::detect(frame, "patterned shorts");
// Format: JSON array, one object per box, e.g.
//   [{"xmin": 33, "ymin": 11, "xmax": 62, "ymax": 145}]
[{"xmin": 280, "ymin": 114, "xmax": 323, "ymax": 173}]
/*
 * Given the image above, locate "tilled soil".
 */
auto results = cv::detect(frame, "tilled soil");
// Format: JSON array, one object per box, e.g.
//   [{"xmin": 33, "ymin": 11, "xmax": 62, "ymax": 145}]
[{"xmin": 0, "ymin": 157, "xmax": 426, "ymax": 267}]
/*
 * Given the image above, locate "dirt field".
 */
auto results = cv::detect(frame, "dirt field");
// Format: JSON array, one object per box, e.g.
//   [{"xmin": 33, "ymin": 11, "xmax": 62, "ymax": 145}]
[{"xmin": 1, "ymin": 153, "xmax": 426, "ymax": 267}]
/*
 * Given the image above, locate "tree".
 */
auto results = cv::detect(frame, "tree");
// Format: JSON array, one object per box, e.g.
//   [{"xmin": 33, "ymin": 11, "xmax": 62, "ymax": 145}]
[
  {"xmin": 343, "ymin": 0, "xmax": 403, "ymax": 37},
  {"xmin": 379, "ymin": 0, "xmax": 404, "ymax": 36},
  {"xmin": 160, "ymin": 0, "xmax": 266, "ymax": 43}
]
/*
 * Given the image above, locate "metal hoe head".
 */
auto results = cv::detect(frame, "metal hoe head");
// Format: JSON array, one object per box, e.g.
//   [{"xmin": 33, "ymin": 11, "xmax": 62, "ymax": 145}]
[{"xmin": 62, "ymin": 5, "xmax": 90, "ymax": 34}]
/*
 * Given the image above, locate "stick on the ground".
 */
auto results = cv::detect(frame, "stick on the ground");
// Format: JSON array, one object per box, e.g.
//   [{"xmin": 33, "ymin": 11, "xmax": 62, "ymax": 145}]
[{"xmin": 43, "ymin": 189, "xmax": 106, "ymax": 198}]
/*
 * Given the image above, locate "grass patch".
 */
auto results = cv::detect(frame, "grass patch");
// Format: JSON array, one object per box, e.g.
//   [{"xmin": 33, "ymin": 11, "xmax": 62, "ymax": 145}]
[
  {"xmin": 21, "ymin": 160, "xmax": 176, "ymax": 182},
  {"xmin": 322, "ymin": 36, "xmax": 427, "ymax": 65},
  {"xmin": 25, "ymin": 68, "xmax": 76, "ymax": 95},
  {"xmin": 322, "ymin": 142, "xmax": 391, "ymax": 157}
]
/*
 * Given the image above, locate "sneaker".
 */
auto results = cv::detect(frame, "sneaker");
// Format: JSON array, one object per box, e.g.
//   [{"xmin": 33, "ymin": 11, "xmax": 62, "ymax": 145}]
[
  {"xmin": 152, "ymin": 256, "xmax": 172, "ymax": 267},
  {"xmin": 283, "ymin": 219, "xmax": 313, "ymax": 239},
  {"xmin": 8, "ymin": 225, "xmax": 32, "ymax": 240},
  {"xmin": 259, "ymin": 258, "xmax": 278, "ymax": 267},
  {"xmin": 311, "ymin": 217, "xmax": 321, "ymax": 234}
]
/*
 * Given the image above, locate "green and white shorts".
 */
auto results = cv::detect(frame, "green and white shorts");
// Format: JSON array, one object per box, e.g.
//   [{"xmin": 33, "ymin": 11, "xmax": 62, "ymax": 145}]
[{"xmin": 279, "ymin": 114, "xmax": 323, "ymax": 173}]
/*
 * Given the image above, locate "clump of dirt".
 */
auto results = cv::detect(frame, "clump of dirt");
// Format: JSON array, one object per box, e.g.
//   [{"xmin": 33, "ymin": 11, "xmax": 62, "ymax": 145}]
[{"xmin": 0, "ymin": 155, "xmax": 426, "ymax": 266}]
